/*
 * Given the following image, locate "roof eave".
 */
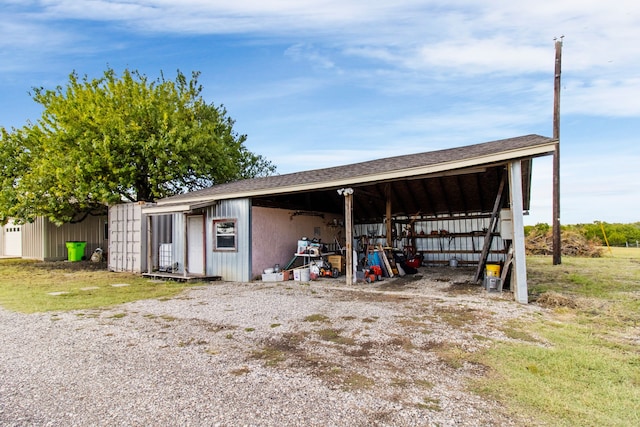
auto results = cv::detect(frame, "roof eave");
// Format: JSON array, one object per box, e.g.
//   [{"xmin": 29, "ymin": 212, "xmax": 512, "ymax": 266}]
[{"xmin": 153, "ymin": 141, "xmax": 556, "ymax": 207}]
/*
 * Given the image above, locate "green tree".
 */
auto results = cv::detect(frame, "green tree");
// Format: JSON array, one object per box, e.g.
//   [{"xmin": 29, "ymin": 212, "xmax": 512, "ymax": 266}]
[{"xmin": 0, "ymin": 68, "xmax": 275, "ymax": 224}]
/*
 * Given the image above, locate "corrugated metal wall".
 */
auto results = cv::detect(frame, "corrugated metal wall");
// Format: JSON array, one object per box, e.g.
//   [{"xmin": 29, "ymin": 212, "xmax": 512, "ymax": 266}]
[
  {"xmin": 354, "ymin": 213, "xmax": 508, "ymax": 267},
  {"xmin": 108, "ymin": 203, "xmax": 175, "ymax": 273},
  {"xmin": 169, "ymin": 213, "xmax": 184, "ymax": 273},
  {"xmin": 109, "ymin": 203, "xmax": 145, "ymax": 272},
  {"xmin": 205, "ymin": 199, "xmax": 251, "ymax": 282},
  {"xmin": 21, "ymin": 215, "xmax": 106, "ymax": 261},
  {"xmin": 21, "ymin": 217, "xmax": 45, "ymax": 259}
]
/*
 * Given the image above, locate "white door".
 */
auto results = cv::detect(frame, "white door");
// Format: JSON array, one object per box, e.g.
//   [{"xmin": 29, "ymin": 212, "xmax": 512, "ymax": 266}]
[
  {"xmin": 187, "ymin": 216, "xmax": 205, "ymax": 275},
  {"xmin": 3, "ymin": 221, "xmax": 22, "ymax": 257}
]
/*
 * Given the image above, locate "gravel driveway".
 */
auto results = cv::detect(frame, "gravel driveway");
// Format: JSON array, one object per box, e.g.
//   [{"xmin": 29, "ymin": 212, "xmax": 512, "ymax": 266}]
[{"xmin": 0, "ymin": 269, "xmax": 543, "ymax": 426}]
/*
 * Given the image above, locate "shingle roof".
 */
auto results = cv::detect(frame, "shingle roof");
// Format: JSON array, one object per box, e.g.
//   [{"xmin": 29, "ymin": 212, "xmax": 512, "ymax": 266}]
[{"xmin": 155, "ymin": 134, "xmax": 555, "ymax": 206}]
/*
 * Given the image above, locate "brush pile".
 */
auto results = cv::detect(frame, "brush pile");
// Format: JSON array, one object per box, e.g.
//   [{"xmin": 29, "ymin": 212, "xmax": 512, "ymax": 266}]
[{"xmin": 525, "ymin": 229, "xmax": 603, "ymax": 257}]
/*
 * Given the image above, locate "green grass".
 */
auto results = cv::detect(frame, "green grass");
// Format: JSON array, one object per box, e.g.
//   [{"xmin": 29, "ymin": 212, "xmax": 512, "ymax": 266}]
[
  {"xmin": 473, "ymin": 247, "xmax": 640, "ymax": 426},
  {"xmin": 0, "ymin": 259, "xmax": 202, "ymax": 313}
]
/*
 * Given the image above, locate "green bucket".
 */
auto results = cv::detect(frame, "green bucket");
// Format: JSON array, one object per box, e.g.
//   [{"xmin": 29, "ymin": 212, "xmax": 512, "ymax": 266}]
[{"xmin": 65, "ymin": 241, "xmax": 87, "ymax": 262}]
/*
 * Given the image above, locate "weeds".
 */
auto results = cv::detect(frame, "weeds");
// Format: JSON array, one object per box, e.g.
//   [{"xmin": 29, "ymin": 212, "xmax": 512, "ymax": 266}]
[
  {"xmin": 304, "ymin": 313, "xmax": 329, "ymax": 323},
  {"xmin": 417, "ymin": 397, "xmax": 442, "ymax": 411},
  {"xmin": 109, "ymin": 312, "xmax": 127, "ymax": 319},
  {"xmin": 250, "ymin": 346, "xmax": 286, "ymax": 367},
  {"xmin": 342, "ymin": 373, "xmax": 375, "ymax": 391},
  {"xmin": 317, "ymin": 328, "xmax": 356, "ymax": 345}
]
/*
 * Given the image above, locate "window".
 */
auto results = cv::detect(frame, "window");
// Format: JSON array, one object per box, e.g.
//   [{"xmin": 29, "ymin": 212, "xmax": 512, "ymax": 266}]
[{"xmin": 213, "ymin": 219, "xmax": 237, "ymax": 251}]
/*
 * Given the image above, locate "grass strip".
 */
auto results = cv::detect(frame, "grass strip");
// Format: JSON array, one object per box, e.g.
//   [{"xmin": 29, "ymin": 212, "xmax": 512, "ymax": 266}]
[{"xmin": 0, "ymin": 259, "xmax": 201, "ymax": 313}]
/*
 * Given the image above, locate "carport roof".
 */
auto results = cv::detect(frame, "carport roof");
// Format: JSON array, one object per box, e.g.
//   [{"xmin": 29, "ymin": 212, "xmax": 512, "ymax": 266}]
[{"xmin": 144, "ymin": 134, "xmax": 556, "ymax": 214}]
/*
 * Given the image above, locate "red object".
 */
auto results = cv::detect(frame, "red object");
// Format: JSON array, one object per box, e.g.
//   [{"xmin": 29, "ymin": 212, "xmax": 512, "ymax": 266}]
[
  {"xmin": 370, "ymin": 265, "xmax": 383, "ymax": 276},
  {"xmin": 405, "ymin": 257, "xmax": 421, "ymax": 269}
]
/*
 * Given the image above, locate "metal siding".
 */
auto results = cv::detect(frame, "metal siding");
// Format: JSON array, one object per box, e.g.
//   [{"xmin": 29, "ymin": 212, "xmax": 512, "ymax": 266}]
[
  {"xmin": 108, "ymin": 204, "xmax": 145, "ymax": 272},
  {"xmin": 38, "ymin": 215, "xmax": 106, "ymax": 261},
  {"xmin": 21, "ymin": 217, "xmax": 45, "ymax": 260},
  {"xmin": 151, "ymin": 215, "xmax": 173, "ymax": 271},
  {"xmin": 206, "ymin": 199, "xmax": 251, "ymax": 282},
  {"xmin": 170, "ymin": 213, "xmax": 184, "ymax": 273},
  {"xmin": 356, "ymin": 214, "xmax": 507, "ymax": 267}
]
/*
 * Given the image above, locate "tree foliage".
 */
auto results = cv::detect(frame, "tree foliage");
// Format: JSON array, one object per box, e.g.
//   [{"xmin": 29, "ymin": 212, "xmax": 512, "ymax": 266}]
[{"xmin": 0, "ymin": 68, "xmax": 275, "ymax": 224}]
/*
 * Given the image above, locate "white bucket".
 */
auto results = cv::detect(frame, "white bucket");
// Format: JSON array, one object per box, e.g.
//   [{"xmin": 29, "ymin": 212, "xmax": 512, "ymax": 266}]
[
  {"xmin": 449, "ymin": 258, "xmax": 459, "ymax": 268},
  {"xmin": 294, "ymin": 268, "xmax": 311, "ymax": 282}
]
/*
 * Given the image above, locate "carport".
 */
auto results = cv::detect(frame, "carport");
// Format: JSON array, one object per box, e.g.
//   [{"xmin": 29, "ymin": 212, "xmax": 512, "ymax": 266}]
[{"xmin": 139, "ymin": 134, "xmax": 556, "ymax": 303}]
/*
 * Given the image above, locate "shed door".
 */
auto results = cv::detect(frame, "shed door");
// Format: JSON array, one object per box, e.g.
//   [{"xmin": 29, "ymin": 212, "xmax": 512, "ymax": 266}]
[
  {"xmin": 3, "ymin": 221, "xmax": 22, "ymax": 257},
  {"xmin": 187, "ymin": 216, "xmax": 205, "ymax": 275}
]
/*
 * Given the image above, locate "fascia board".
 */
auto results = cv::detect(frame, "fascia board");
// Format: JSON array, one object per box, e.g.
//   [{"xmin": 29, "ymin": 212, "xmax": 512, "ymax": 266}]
[{"xmin": 142, "ymin": 204, "xmax": 194, "ymax": 214}]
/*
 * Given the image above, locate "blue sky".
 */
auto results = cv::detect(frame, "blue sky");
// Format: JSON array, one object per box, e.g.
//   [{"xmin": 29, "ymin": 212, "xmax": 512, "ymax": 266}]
[{"xmin": 1, "ymin": 1, "xmax": 639, "ymax": 225}]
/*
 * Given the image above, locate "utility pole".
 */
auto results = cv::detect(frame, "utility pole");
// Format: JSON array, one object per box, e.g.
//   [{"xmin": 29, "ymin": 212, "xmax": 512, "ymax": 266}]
[{"xmin": 552, "ymin": 37, "xmax": 563, "ymax": 265}]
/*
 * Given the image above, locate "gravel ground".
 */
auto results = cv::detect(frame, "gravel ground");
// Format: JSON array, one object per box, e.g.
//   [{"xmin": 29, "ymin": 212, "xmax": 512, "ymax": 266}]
[{"xmin": 0, "ymin": 268, "xmax": 545, "ymax": 426}]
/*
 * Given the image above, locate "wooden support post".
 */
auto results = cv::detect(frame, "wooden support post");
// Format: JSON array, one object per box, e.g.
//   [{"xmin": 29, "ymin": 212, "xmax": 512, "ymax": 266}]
[
  {"xmin": 553, "ymin": 37, "xmax": 563, "ymax": 265},
  {"xmin": 509, "ymin": 160, "xmax": 528, "ymax": 304},
  {"xmin": 385, "ymin": 184, "xmax": 392, "ymax": 247},
  {"xmin": 473, "ymin": 173, "xmax": 506, "ymax": 283},
  {"xmin": 339, "ymin": 188, "xmax": 354, "ymax": 286}
]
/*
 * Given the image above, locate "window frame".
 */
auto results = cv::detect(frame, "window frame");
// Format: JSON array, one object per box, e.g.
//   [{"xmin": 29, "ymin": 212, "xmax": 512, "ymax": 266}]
[{"xmin": 213, "ymin": 218, "xmax": 238, "ymax": 252}]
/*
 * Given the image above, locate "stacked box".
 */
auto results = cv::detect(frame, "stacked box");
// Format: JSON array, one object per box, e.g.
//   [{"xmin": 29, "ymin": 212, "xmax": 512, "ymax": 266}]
[{"xmin": 327, "ymin": 255, "xmax": 345, "ymax": 273}]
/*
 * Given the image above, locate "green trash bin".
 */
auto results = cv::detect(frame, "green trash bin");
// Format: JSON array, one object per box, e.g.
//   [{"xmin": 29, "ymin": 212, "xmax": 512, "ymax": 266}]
[{"xmin": 66, "ymin": 241, "xmax": 87, "ymax": 261}]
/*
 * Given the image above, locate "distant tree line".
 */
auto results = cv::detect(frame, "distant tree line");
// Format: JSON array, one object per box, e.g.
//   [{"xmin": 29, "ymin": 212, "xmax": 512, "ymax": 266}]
[{"xmin": 525, "ymin": 222, "xmax": 640, "ymax": 247}]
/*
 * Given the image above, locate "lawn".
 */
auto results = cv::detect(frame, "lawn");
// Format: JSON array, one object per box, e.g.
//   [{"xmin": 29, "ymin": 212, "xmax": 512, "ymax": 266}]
[
  {"xmin": 473, "ymin": 247, "xmax": 640, "ymax": 426},
  {"xmin": 1, "ymin": 249, "xmax": 639, "ymax": 426},
  {"xmin": 0, "ymin": 259, "xmax": 201, "ymax": 313}
]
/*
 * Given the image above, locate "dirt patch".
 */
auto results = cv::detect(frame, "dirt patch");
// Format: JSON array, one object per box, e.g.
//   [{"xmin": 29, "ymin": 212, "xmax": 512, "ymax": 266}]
[
  {"xmin": 34, "ymin": 260, "xmax": 108, "ymax": 271},
  {"xmin": 534, "ymin": 291, "xmax": 578, "ymax": 309}
]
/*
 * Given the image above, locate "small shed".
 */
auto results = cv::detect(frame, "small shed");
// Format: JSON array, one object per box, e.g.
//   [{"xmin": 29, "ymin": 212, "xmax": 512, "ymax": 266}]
[
  {"xmin": 114, "ymin": 134, "xmax": 556, "ymax": 303},
  {"xmin": 0, "ymin": 215, "xmax": 107, "ymax": 261}
]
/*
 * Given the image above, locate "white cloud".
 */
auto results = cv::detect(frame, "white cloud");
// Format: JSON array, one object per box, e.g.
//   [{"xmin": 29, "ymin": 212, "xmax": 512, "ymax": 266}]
[
  {"xmin": 284, "ymin": 44, "xmax": 338, "ymax": 71},
  {"xmin": 563, "ymin": 78, "xmax": 640, "ymax": 117}
]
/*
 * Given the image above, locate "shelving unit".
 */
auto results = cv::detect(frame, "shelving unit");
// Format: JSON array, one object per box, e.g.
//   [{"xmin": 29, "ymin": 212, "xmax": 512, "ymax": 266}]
[{"xmin": 355, "ymin": 214, "xmax": 508, "ymax": 268}]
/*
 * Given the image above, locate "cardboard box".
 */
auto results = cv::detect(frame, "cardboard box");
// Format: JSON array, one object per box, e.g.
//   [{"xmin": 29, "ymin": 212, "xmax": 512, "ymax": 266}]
[{"xmin": 327, "ymin": 255, "xmax": 345, "ymax": 273}]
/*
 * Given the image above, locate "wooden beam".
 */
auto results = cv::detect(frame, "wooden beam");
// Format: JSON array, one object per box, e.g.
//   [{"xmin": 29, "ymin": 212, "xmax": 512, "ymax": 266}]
[
  {"xmin": 385, "ymin": 184, "xmax": 392, "ymax": 247},
  {"xmin": 473, "ymin": 172, "xmax": 506, "ymax": 283},
  {"xmin": 553, "ymin": 37, "xmax": 563, "ymax": 265},
  {"xmin": 509, "ymin": 160, "xmax": 528, "ymax": 303},
  {"xmin": 340, "ymin": 188, "xmax": 354, "ymax": 286}
]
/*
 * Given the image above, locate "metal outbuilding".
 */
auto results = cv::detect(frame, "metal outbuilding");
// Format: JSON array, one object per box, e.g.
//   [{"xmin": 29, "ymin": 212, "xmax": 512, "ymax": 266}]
[
  {"xmin": 0, "ymin": 215, "xmax": 107, "ymax": 261},
  {"xmin": 111, "ymin": 134, "xmax": 556, "ymax": 303}
]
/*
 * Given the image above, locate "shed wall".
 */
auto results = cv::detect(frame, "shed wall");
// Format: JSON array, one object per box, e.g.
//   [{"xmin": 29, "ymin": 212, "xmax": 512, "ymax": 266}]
[
  {"xmin": 108, "ymin": 203, "xmax": 174, "ymax": 273},
  {"xmin": 109, "ymin": 203, "xmax": 145, "ymax": 272},
  {"xmin": 21, "ymin": 215, "xmax": 106, "ymax": 261},
  {"xmin": 205, "ymin": 199, "xmax": 251, "ymax": 282},
  {"xmin": 21, "ymin": 217, "xmax": 45, "ymax": 260},
  {"xmin": 251, "ymin": 206, "xmax": 344, "ymax": 279}
]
